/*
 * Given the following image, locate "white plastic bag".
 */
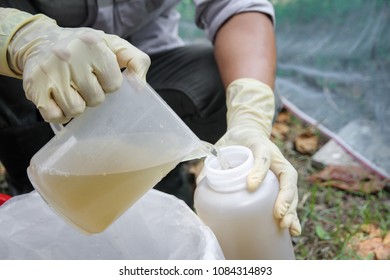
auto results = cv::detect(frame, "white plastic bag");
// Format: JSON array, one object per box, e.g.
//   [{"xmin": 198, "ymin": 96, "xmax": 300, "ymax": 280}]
[{"xmin": 0, "ymin": 190, "xmax": 224, "ymax": 260}]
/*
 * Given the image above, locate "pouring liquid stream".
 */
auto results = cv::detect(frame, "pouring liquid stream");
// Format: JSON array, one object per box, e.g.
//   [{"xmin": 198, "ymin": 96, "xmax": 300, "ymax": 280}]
[{"xmin": 200, "ymin": 141, "xmax": 232, "ymax": 170}]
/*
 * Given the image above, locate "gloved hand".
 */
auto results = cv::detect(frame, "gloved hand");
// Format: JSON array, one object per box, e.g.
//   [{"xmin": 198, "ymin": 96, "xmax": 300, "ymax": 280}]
[
  {"xmin": 7, "ymin": 14, "xmax": 150, "ymax": 124},
  {"xmin": 216, "ymin": 78, "xmax": 301, "ymax": 236}
]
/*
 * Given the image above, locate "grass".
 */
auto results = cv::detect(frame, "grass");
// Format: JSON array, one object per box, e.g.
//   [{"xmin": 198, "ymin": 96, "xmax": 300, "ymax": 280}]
[
  {"xmin": 275, "ymin": 111, "xmax": 390, "ymax": 259},
  {"xmin": 295, "ymin": 184, "xmax": 389, "ymax": 259}
]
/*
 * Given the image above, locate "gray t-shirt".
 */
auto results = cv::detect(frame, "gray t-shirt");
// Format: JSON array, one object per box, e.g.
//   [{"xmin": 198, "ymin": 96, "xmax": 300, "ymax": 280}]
[
  {"xmin": 93, "ymin": 0, "xmax": 275, "ymax": 54},
  {"xmin": 1, "ymin": 0, "xmax": 274, "ymax": 55}
]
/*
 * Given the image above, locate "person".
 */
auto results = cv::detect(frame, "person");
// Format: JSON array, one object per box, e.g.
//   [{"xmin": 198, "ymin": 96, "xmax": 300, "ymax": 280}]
[{"xmin": 0, "ymin": 0, "xmax": 301, "ymax": 236}]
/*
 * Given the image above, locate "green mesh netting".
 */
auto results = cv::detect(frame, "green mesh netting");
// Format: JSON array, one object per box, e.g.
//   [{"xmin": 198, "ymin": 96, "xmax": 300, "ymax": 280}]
[
  {"xmin": 274, "ymin": 0, "xmax": 390, "ymax": 178},
  {"xmin": 178, "ymin": 0, "xmax": 390, "ymax": 178}
]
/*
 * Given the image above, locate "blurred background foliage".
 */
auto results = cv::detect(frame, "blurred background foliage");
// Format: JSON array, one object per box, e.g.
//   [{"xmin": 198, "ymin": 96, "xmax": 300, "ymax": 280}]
[{"xmin": 175, "ymin": 0, "xmax": 390, "ymax": 260}]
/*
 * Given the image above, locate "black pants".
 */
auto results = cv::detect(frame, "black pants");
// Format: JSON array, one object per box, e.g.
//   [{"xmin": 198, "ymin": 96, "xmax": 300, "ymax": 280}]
[{"xmin": 0, "ymin": 43, "xmax": 227, "ymax": 207}]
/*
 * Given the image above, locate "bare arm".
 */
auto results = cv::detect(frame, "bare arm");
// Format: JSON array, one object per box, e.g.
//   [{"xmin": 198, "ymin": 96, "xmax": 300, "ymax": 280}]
[
  {"xmin": 214, "ymin": 12, "xmax": 276, "ymax": 89},
  {"xmin": 214, "ymin": 12, "xmax": 301, "ymax": 235}
]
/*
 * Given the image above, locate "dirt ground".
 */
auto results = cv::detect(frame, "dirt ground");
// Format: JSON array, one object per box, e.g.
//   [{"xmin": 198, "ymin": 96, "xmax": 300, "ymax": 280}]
[{"xmin": 269, "ymin": 109, "xmax": 390, "ymax": 260}]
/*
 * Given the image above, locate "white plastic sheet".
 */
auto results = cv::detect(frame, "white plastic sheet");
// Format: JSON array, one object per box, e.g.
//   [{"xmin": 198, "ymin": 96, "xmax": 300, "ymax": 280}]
[{"xmin": 0, "ymin": 190, "xmax": 224, "ymax": 260}]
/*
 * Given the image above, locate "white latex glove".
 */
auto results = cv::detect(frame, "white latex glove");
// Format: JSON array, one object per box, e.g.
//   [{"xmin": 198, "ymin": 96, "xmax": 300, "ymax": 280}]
[
  {"xmin": 7, "ymin": 14, "xmax": 150, "ymax": 124},
  {"xmin": 216, "ymin": 78, "xmax": 301, "ymax": 236}
]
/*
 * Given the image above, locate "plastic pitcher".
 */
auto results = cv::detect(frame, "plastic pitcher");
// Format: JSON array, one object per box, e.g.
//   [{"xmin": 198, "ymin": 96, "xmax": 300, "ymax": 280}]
[{"xmin": 27, "ymin": 71, "xmax": 209, "ymax": 235}]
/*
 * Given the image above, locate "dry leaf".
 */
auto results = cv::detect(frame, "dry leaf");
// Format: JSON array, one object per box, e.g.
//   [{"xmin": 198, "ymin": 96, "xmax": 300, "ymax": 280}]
[
  {"xmin": 383, "ymin": 232, "xmax": 390, "ymax": 245},
  {"xmin": 272, "ymin": 110, "xmax": 292, "ymax": 140},
  {"xmin": 360, "ymin": 224, "xmax": 383, "ymax": 238},
  {"xmin": 309, "ymin": 165, "xmax": 387, "ymax": 194},
  {"xmin": 276, "ymin": 110, "xmax": 291, "ymax": 123},
  {"xmin": 358, "ymin": 237, "xmax": 383, "ymax": 259},
  {"xmin": 375, "ymin": 244, "xmax": 390, "ymax": 260},
  {"xmin": 294, "ymin": 131, "xmax": 319, "ymax": 155},
  {"xmin": 188, "ymin": 160, "xmax": 204, "ymax": 178},
  {"xmin": 272, "ymin": 123, "xmax": 290, "ymax": 139},
  {"xmin": 346, "ymin": 224, "xmax": 390, "ymax": 260}
]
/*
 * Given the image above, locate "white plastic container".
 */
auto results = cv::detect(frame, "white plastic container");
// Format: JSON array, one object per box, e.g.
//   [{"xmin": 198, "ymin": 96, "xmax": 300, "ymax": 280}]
[{"xmin": 194, "ymin": 145, "xmax": 295, "ymax": 260}]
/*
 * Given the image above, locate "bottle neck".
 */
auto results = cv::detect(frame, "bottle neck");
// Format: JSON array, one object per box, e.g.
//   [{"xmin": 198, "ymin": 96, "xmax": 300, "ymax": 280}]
[{"xmin": 205, "ymin": 145, "xmax": 254, "ymax": 192}]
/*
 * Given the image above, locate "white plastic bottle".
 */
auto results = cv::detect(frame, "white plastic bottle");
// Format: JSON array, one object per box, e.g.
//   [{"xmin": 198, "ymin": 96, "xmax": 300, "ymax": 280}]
[{"xmin": 194, "ymin": 145, "xmax": 295, "ymax": 260}]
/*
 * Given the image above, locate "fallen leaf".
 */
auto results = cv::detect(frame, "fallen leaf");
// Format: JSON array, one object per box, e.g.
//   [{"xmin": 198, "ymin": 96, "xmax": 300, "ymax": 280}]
[
  {"xmin": 360, "ymin": 224, "xmax": 383, "ymax": 238},
  {"xmin": 294, "ymin": 130, "xmax": 319, "ymax": 155},
  {"xmin": 309, "ymin": 165, "xmax": 387, "ymax": 194},
  {"xmin": 276, "ymin": 110, "xmax": 291, "ymax": 124},
  {"xmin": 272, "ymin": 122, "xmax": 290, "ymax": 139},
  {"xmin": 383, "ymin": 232, "xmax": 390, "ymax": 245},
  {"xmin": 357, "ymin": 237, "xmax": 383, "ymax": 259},
  {"xmin": 346, "ymin": 224, "xmax": 390, "ymax": 260},
  {"xmin": 375, "ymin": 244, "xmax": 390, "ymax": 260},
  {"xmin": 188, "ymin": 159, "xmax": 204, "ymax": 178}
]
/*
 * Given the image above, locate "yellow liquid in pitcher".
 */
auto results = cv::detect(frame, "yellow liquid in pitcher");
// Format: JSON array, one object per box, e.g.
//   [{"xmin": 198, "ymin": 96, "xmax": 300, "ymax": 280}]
[
  {"xmin": 28, "ymin": 134, "xmax": 189, "ymax": 234},
  {"xmin": 30, "ymin": 161, "xmax": 177, "ymax": 234}
]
